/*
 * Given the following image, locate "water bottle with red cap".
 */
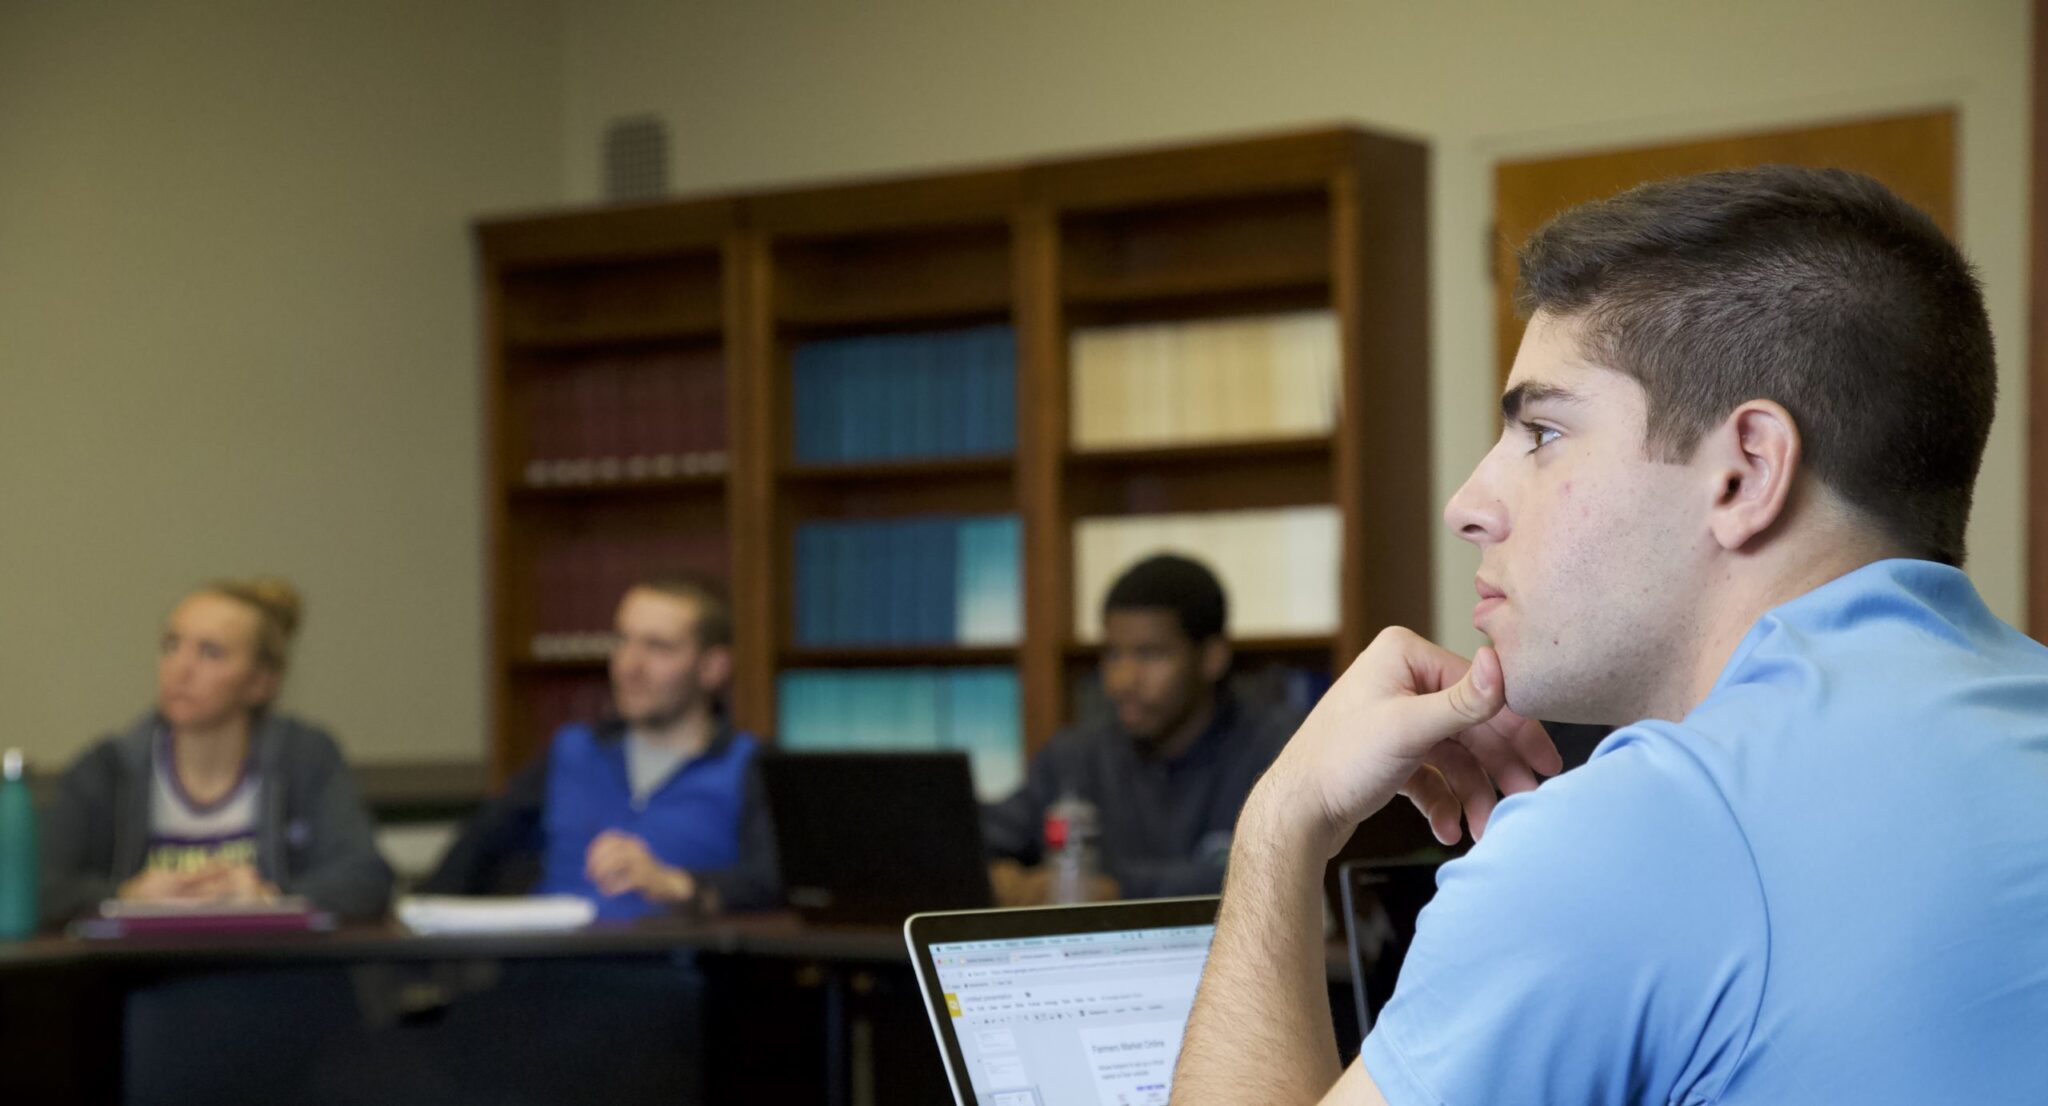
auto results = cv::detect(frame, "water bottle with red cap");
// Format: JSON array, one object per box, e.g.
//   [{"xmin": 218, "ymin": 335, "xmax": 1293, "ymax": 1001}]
[{"xmin": 1044, "ymin": 791, "xmax": 1102, "ymax": 905}]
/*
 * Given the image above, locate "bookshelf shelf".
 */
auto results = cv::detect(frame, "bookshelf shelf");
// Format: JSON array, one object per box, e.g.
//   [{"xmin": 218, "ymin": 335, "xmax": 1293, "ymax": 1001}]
[
  {"xmin": 501, "ymin": 258, "xmax": 724, "ymax": 348},
  {"xmin": 1063, "ymin": 267, "xmax": 1329, "ymax": 308},
  {"xmin": 773, "ymin": 226, "xmax": 1012, "ymax": 329},
  {"xmin": 1068, "ymin": 435, "xmax": 1333, "ymax": 468},
  {"xmin": 780, "ymin": 645, "xmax": 1018, "ymax": 668},
  {"xmin": 478, "ymin": 125, "xmax": 1430, "ymax": 780},
  {"xmin": 781, "ymin": 456, "xmax": 1013, "ymax": 485},
  {"xmin": 1068, "ymin": 457, "xmax": 1336, "ymax": 517},
  {"xmin": 508, "ymin": 471, "xmax": 728, "ymax": 502},
  {"xmin": 510, "ymin": 655, "xmax": 611, "ymax": 674},
  {"xmin": 503, "ymin": 319, "xmax": 724, "ymax": 354},
  {"xmin": 1061, "ymin": 191, "xmax": 1330, "ymax": 304}
]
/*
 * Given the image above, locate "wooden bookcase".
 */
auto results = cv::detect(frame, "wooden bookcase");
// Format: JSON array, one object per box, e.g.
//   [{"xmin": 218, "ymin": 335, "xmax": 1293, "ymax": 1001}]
[
  {"xmin": 477, "ymin": 201, "xmax": 746, "ymax": 779},
  {"xmin": 475, "ymin": 127, "xmax": 1430, "ymax": 782}
]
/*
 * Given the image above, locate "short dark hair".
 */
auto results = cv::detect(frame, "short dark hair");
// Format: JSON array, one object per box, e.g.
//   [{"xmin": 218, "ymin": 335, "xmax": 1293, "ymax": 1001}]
[
  {"xmin": 1104, "ymin": 554, "xmax": 1227, "ymax": 643},
  {"xmin": 631, "ymin": 574, "xmax": 732, "ymax": 649},
  {"xmin": 1515, "ymin": 165, "xmax": 1995, "ymax": 566}
]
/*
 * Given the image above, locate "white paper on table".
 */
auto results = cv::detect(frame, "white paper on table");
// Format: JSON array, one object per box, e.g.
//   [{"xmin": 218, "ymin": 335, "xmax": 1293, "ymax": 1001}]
[{"xmin": 395, "ymin": 894, "xmax": 597, "ymax": 935}]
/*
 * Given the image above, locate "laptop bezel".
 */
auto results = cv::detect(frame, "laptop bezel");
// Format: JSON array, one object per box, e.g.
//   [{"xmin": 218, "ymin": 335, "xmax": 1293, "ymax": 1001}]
[{"xmin": 903, "ymin": 896, "xmax": 1221, "ymax": 1106}]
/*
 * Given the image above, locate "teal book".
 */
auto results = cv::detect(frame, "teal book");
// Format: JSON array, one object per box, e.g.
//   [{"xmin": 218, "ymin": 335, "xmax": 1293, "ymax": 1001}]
[
  {"xmin": 946, "ymin": 669, "xmax": 1023, "ymax": 802},
  {"xmin": 956, "ymin": 515, "xmax": 1022, "ymax": 645}
]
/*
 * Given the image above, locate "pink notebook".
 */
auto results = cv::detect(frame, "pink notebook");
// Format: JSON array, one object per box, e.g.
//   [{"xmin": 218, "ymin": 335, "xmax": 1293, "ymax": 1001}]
[{"xmin": 73, "ymin": 897, "xmax": 337, "ymax": 939}]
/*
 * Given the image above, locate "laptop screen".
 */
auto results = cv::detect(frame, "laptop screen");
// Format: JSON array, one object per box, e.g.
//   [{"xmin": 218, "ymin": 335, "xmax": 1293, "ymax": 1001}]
[{"xmin": 926, "ymin": 923, "xmax": 1215, "ymax": 1106}]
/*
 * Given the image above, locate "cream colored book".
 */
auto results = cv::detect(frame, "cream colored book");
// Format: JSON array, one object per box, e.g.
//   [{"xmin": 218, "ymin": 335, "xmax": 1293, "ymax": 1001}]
[
  {"xmin": 1217, "ymin": 316, "xmax": 1271, "ymax": 441},
  {"xmin": 1128, "ymin": 323, "xmax": 1175, "ymax": 445},
  {"xmin": 1074, "ymin": 506, "xmax": 1340, "ymax": 641},
  {"xmin": 1270, "ymin": 311, "xmax": 1341, "ymax": 436},
  {"xmin": 1282, "ymin": 505, "xmax": 1342, "ymax": 634},
  {"xmin": 1069, "ymin": 326, "xmax": 1118, "ymax": 448}
]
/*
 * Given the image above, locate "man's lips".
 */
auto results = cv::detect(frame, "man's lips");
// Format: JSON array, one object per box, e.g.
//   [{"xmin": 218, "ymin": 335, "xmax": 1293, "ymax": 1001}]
[{"xmin": 1473, "ymin": 577, "xmax": 1506, "ymax": 627}]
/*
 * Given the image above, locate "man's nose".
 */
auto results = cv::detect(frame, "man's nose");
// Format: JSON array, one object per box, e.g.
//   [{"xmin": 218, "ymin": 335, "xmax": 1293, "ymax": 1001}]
[{"xmin": 1443, "ymin": 454, "xmax": 1508, "ymax": 546}]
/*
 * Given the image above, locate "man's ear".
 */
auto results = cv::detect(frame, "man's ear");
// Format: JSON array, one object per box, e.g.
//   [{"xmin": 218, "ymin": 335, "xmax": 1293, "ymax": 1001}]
[
  {"xmin": 1704, "ymin": 400, "xmax": 1801, "ymax": 552},
  {"xmin": 1199, "ymin": 637, "xmax": 1232, "ymax": 684},
  {"xmin": 697, "ymin": 644, "xmax": 735, "ymax": 695}
]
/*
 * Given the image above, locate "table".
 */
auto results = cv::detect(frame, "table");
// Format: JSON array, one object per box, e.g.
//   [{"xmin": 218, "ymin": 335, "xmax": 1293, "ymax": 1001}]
[{"xmin": 0, "ymin": 915, "xmax": 1362, "ymax": 1105}]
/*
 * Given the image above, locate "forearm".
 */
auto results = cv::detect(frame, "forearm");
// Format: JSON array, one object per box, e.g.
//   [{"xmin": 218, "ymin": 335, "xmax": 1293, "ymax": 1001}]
[
  {"xmin": 1173, "ymin": 788, "xmax": 1343, "ymax": 1104},
  {"xmin": 288, "ymin": 855, "xmax": 394, "ymax": 920}
]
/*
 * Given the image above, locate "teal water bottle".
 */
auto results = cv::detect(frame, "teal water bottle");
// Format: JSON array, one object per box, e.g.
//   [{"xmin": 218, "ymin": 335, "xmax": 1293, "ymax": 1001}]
[{"xmin": 0, "ymin": 749, "xmax": 38, "ymax": 938}]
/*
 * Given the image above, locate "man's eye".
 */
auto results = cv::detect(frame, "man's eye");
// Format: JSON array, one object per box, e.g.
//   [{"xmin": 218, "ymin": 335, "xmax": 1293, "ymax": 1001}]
[{"xmin": 1526, "ymin": 425, "xmax": 1561, "ymax": 452}]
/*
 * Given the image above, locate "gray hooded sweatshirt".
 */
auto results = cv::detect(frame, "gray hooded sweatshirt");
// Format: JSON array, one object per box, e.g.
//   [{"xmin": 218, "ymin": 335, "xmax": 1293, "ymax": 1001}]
[{"xmin": 39, "ymin": 712, "xmax": 393, "ymax": 927}]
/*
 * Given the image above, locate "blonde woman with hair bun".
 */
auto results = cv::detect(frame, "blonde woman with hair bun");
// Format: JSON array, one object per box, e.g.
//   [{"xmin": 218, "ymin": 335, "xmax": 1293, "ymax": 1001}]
[{"xmin": 38, "ymin": 577, "xmax": 392, "ymax": 927}]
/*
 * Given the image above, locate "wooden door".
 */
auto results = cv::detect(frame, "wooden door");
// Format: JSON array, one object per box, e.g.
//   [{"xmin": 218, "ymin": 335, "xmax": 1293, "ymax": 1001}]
[{"xmin": 1493, "ymin": 110, "xmax": 1957, "ymax": 385}]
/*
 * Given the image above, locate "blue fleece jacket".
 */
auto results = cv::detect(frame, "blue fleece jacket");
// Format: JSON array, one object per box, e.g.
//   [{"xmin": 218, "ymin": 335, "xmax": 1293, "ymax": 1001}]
[{"xmin": 534, "ymin": 721, "xmax": 761, "ymax": 920}]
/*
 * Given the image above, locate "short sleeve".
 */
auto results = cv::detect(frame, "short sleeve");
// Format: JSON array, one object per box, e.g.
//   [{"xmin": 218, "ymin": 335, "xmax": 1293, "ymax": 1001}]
[{"xmin": 1360, "ymin": 731, "xmax": 1768, "ymax": 1106}]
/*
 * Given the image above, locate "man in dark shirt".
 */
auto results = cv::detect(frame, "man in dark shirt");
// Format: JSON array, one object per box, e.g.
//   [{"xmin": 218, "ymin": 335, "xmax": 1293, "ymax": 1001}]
[{"xmin": 981, "ymin": 554, "xmax": 1296, "ymax": 902}]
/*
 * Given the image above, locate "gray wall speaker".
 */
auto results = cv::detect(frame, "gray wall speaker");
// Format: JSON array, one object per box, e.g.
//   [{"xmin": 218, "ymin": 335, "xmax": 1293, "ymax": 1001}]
[{"xmin": 603, "ymin": 115, "xmax": 669, "ymax": 203}]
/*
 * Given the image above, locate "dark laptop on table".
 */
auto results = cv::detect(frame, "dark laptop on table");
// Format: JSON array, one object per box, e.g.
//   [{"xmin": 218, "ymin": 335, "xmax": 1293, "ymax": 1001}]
[{"xmin": 758, "ymin": 749, "xmax": 994, "ymax": 925}]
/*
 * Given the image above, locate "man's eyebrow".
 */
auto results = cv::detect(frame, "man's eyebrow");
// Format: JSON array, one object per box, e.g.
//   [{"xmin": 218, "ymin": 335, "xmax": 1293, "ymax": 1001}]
[{"xmin": 1500, "ymin": 381, "xmax": 1585, "ymax": 423}]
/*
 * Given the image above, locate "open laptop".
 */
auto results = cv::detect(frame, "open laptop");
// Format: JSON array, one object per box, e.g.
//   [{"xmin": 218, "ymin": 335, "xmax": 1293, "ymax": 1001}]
[
  {"xmin": 1336, "ymin": 854, "xmax": 1450, "ymax": 1037},
  {"xmin": 758, "ymin": 750, "xmax": 994, "ymax": 925},
  {"xmin": 906, "ymin": 897, "xmax": 1220, "ymax": 1106}
]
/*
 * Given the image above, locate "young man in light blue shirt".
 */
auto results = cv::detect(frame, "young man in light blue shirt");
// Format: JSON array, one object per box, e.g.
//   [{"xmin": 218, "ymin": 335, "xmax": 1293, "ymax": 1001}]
[{"xmin": 1175, "ymin": 167, "xmax": 2048, "ymax": 1105}]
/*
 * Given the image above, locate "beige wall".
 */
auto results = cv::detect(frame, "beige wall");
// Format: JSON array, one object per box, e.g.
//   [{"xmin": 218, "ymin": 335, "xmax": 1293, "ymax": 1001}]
[
  {"xmin": 561, "ymin": 0, "xmax": 2032, "ymax": 659},
  {"xmin": 1, "ymin": 2, "xmax": 2030, "ymax": 771},
  {"xmin": 0, "ymin": 2, "xmax": 563, "ymax": 767}
]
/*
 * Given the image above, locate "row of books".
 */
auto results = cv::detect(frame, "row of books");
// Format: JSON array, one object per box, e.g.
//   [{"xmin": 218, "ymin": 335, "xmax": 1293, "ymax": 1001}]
[
  {"xmin": 530, "ymin": 531, "xmax": 728, "ymax": 659},
  {"xmin": 793, "ymin": 515, "xmax": 1021, "ymax": 647},
  {"xmin": 1069, "ymin": 310, "xmax": 1339, "ymax": 450},
  {"xmin": 777, "ymin": 668, "xmax": 1022, "ymax": 801},
  {"xmin": 1073, "ymin": 505, "xmax": 1340, "ymax": 641},
  {"xmin": 524, "ymin": 350, "xmax": 728, "ymax": 487},
  {"xmin": 790, "ymin": 325, "xmax": 1016, "ymax": 464}
]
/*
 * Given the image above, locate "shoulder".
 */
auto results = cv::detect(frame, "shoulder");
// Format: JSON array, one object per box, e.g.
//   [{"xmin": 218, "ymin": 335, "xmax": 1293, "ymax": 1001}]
[
  {"xmin": 61, "ymin": 726, "xmax": 147, "ymax": 792},
  {"xmin": 1475, "ymin": 723, "xmax": 1760, "ymax": 893},
  {"xmin": 1369, "ymin": 724, "xmax": 1770, "ymax": 1103},
  {"xmin": 1418, "ymin": 721, "xmax": 1770, "ymax": 1004},
  {"xmin": 543, "ymin": 720, "xmax": 615, "ymax": 773},
  {"xmin": 257, "ymin": 714, "xmax": 350, "ymax": 768},
  {"xmin": 724, "ymin": 730, "xmax": 766, "ymax": 768}
]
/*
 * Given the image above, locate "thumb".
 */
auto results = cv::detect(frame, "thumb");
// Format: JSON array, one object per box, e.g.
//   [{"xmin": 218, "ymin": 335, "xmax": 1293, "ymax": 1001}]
[{"xmin": 1411, "ymin": 646, "xmax": 1507, "ymax": 735}]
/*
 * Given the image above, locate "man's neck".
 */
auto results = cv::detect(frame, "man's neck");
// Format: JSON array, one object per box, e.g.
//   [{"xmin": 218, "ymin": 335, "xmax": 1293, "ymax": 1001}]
[
  {"xmin": 1137, "ymin": 690, "xmax": 1219, "ymax": 762},
  {"xmin": 1660, "ymin": 536, "xmax": 1903, "ymax": 722},
  {"xmin": 632, "ymin": 702, "xmax": 717, "ymax": 757}
]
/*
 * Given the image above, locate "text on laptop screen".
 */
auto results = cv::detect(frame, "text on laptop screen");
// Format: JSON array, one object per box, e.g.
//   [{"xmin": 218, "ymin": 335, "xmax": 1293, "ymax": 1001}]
[{"xmin": 928, "ymin": 924, "xmax": 1215, "ymax": 1106}]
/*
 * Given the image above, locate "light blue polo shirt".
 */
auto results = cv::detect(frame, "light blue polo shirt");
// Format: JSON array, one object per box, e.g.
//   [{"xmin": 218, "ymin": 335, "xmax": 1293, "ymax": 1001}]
[{"xmin": 1361, "ymin": 559, "xmax": 2048, "ymax": 1104}]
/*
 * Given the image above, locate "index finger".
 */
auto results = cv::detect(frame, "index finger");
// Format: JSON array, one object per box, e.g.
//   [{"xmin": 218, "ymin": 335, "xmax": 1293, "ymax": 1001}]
[{"xmin": 1471, "ymin": 705, "xmax": 1564, "ymax": 779}]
